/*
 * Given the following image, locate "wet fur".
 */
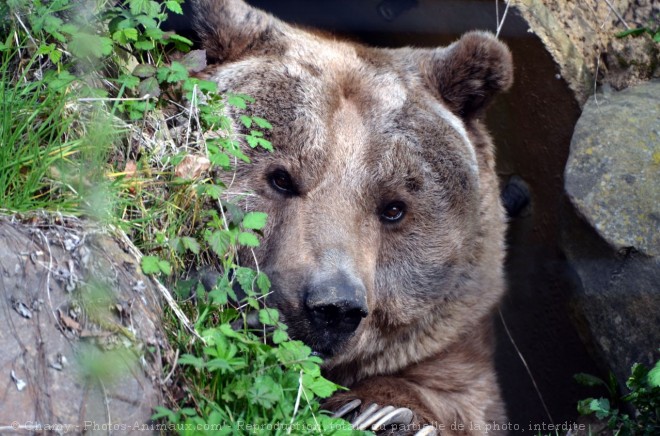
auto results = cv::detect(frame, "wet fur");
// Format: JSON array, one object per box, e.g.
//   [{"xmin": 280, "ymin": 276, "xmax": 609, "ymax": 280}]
[{"xmin": 192, "ymin": 0, "xmax": 513, "ymax": 433}]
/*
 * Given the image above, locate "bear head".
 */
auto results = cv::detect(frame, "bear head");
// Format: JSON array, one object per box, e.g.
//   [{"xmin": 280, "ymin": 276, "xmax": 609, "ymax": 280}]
[{"xmin": 193, "ymin": 0, "xmax": 513, "ymax": 386}]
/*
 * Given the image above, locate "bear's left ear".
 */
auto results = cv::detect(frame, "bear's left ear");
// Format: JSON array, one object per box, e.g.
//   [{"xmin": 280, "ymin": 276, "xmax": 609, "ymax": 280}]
[{"xmin": 427, "ymin": 31, "xmax": 513, "ymax": 120}]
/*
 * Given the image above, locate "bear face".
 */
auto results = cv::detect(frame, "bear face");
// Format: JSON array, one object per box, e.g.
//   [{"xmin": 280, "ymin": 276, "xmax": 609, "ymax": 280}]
[{"xmin": 193, "ymin": 0, "xmax": 512, "ymax": 427}]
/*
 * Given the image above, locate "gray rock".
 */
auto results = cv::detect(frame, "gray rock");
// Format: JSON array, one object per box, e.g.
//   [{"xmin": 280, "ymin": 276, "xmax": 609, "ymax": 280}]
[
  {"xmin": 563, "ymin": 80, "xmax": 660, "ymax": 387},
  {"xmin": 0, "ymin": 214, "xmax": 168, "ymax": 434},
  {"xmin": 566, "ymin": 80, "xmax": 660, "ymax": 257}
]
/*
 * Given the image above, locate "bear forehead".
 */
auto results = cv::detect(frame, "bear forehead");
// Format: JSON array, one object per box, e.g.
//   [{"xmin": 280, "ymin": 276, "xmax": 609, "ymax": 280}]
[{"xmin": 210, "ymin": 40, "xmax": 480, "ymax": 192}]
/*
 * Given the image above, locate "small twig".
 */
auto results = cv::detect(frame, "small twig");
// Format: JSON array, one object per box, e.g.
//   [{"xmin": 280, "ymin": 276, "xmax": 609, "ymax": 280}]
[
  {"xmin": 34, "ymin": 229, "xmax": 62, "ymax": 329},
  {"xmin": 300, "ymin": 376, "xmax": 321, "ymax": 432},
  {"xmin": 236, "ymin": 291, "xmax": 273, "ymax": 312},
  {"xmin": 100, "ymin": 379, "xmax": 112, "ymax": 435},
  {"xmin": 162, "ymin": 348, "xmax": 180, "ymax": 384},
  {"xmin": 498, "ymin": 308, "xmax": 554, "ymax": 425},
  {"xmin": 78, "ymin": 95, "xmax": 152, "ymax": 102},
  {"xmin": 495, "ymin": 0, "xmax": 511, "ymax": 38},
  {"xmin": 287, "ymin": 370, "xmax": 304, "ymax": 434},
  {"xmin": 594, "ymin": 55, "xmax": 601, "ymax": 107},
  {"xmin": 185, "ymin": 83, "xmax": 198, "ymax": 149},
  {"xmin": 13, "ymin": 13, "xmax": 39, "ymax": 51},
  {"xmin": 114, "ymin": 227, "xmax": 205, "ymax": 344},
  {"xmin": 603, "ymin": 0, "xmax": 630, "ymax": 29}
]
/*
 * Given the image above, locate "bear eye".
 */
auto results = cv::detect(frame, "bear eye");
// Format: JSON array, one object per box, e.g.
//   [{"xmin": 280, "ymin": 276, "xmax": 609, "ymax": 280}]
[
  {"xmin": 380, "ymin": 202, "xmax": 406, "ymax": 223},
  {"xmin": 269, "ymin": 169, "xmax": 297, "ymax": 195}
]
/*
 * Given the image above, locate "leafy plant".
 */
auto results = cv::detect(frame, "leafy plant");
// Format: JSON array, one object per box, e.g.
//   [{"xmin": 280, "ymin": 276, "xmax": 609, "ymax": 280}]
[
  {"xmin": 2, "ymin": 1, "xmax": 358, "ymax": 434},
  {"xmin": 576, "ymin": 358, "xmax": 660, "ymax": 435}
]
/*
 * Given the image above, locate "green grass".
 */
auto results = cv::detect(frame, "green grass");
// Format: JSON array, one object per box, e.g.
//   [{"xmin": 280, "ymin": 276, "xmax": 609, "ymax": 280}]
[{"xmin": 0, "ymin": 38, "xmax": 82, "ymax": 212}]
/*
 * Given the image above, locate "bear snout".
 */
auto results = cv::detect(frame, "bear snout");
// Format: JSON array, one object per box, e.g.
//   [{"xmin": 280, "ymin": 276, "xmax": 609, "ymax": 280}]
[{"xmin": 304, "ymin": 271, "xmax": 368, "ymax": 353}]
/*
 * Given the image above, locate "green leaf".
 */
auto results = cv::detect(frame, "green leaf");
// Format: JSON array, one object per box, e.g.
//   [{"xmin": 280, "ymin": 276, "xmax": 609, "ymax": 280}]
[
  {"xmin": 137, "ymin": 77, "xmax": 160, "ymax": 98},
  {"xmin": 181, "ymin": 237, "xmax": 201, "ymax": 254},
  {"xmin": 151, "ymin": 406, "xmax": 179, "ymax": 423},
  {"xmin": 164, "ymin": 61, "xmax": 189, "ymax": 83},
  {"xmin": 245, "ymin": 135, "xmax": 259, "ymax": 148},
  {"xmin": 227, "ymin": 95, "xmax": 247, "ymax": 110},
  {"xmin": 136, "ymin": 15, "xmax": 159, "ymax": 30},
  {"xmin": 209, "ymin": 151, "xmax": 230, "ymax": 168},
  {"xmin": 174, "ymin": 280, "xmax": 195, "ymax": 299},
  {"xmin": 218, "ymin": 323, "xmax": 241, "ymax": 339},
  {"xmin": 273, "ymin": 329, "xmax": 288, "ymax": 344},
  {"xmin": 158, "ymin": 260, "xmax": 172, "ymax": 275},
  {"xmin": 252, "ymin": 117, "xmax": 272, "ymax": 130},
  {"xmin": 165, "ymin": 33, "xmax": 193, "ymax": 50},
  {"xmin": 180, "ymin": 49, "xmax": 207, "ymax": 73},
  {"xmin": 242, "ymin": 212, "xmax": 267, "ymax": 230},
  {"xmin": 47, "ymin": 71, "xmax": 76, "ymax": 92},
  {"xmin": 206, "ymin": 358, "xmax": 234, "ymax": 373},
  {"xmin": 574, "ymin": 373, "xmax": 607, "ymax": 388},
  {"xmin": 134, "ymin": 39, "xmax": 155, "ymax": 51},
  {"xmin": 179, "ymin": 407, "xmax": 199, "ymax": 417},
  {"xmin": 258, "ymin": 308, "xmax": 279, "ymax": 326},
  {"xmin": 69, "ymin": 33, "xmax": 113, "ymax": 59},
  {"xmin": 239, "ymin": 115, "xmax": 252, "ymax": 129},
  {"xmin": 615, "ymin": 27, "xmax": 647, "ymax": 38},
  {"xmin": 133, "ymin": 64, "xmax": 157, "ymax": 78},
  {"xmin": 113, "ymin": 27, "xmax": 138, "ymax": 44},
  {"xmin": 592, "ymin": 398, "xmax": 610, "ymax": 419},
  {"xmin": 235, "ymin": 267, "xmax": 256, "ymax": 295},
  {"xmin": 238, "ymin": 232, "xmax": 260, "ymax": 247},
  {"xmin": 209, "ymin": 287, "xmax": 228, "ymax": 305},
  {"xmin": 220, "ymin": 200, "xmax": 245, "ymax": 226},
  {"xmin": 60, "ymin": 24, "xmax": 79, "ymax": 36},
  {"xmin": 201, "ymin": 183, "xmax": 223, "ymax": 200},
  {"xmin": 129, "ymin": 0, "xmax": 153, "ymax": 15},
  {"xmin": 647, "ymin": 360, "xmax": 660, "ymax": 387},
  {"xmin": 248, "ymin": 376, "xmax": 281, "ymax": 409},
  {"xmin": 256, "ymin": 272, "xmax": 271, "ymax": 294},
  {"xmin": 304, "ymin": 375, "xmax": 337, "ymax": 398},
  {"xmin": 48, "ymin": 49, "xmax": 62, "ymax": 64},
  {"xmin": 628, "ymin": 363, "xmax": 649, "ymax": 390},
  {"xmin": 178, "ymin": 354, "xmax": 205, "ymax": 369},
  {"xmin": 118, "ymin": 74, "xmax": 140, "ymax": 89},
  {"xmin": 206, "ymin": 230, "xmax": 231, "ymax": 256},
  {"xmin": 141, "ymin": 256, "xmax": 161, "ymax": 274},
  {"xmin": 165, "ymin": 0, "xmax": 183, "ymax": 14},
  {"xmin": 577, "ymin": 398, "xmax": 611, "ymax": 420}
]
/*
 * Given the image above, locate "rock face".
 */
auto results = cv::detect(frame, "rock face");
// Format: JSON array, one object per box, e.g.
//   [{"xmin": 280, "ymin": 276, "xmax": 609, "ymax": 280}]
[
  {"xmin": 563, "ymin": 80, "xmax": 660, "ymax": 386},
  {"xmin": 0, "ymin": 214, "xmax": 167, "ymax": 434},
  {"xmin": 514, "ymin": 0, "xmax": 660, "ymax": 105},
  {"xmin": 566, "ymin": 81, "xmax": 660, "ymax": 257}
]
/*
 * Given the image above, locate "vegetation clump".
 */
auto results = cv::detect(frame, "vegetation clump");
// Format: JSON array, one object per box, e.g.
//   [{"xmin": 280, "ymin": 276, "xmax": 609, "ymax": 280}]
[
  {"xmin": 576, "ymin": 358, "xmax": 660, "ymax": 435},
  {"xmin": 1, "ymin": 1, "xmax": 357, "ymax": 434}
]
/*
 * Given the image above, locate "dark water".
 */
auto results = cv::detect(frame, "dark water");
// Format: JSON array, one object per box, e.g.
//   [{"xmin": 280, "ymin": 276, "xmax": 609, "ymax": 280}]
[{"xmin": 172, "ymin": 0, "xmax": 608, "ymax": 428}]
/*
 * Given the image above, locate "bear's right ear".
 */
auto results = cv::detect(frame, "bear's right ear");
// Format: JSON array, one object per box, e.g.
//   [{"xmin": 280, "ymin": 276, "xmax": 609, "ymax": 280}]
[
  {"xmin": 192, "ymin": 0, "xmax": 289, "ymax": 63},
  {"xmin": 427, "ymin": 31, "xmax": 513, "ymax": 120}
]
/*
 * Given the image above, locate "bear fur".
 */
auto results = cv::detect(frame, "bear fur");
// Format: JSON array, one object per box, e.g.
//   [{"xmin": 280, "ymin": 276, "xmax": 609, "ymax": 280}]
[{"xmin": 192, "ymin": 0, "xmax": 513, "ymax": 433}]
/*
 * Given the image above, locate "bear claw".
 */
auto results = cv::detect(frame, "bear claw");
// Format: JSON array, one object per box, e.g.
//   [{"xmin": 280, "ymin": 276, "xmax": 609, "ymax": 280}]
[
  {"xmin": 331, "ymin": 399, "xmax": 362, "ymax": 419},
  {"xmin": 334, "ymin": 400, "xmax": 433, "ymax": 435}
]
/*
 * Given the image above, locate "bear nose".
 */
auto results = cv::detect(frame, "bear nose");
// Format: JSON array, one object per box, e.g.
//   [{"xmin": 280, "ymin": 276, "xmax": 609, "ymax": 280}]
[{"xmin": 305, "ymin": 273, "xmax": 368, "ymax": 334}]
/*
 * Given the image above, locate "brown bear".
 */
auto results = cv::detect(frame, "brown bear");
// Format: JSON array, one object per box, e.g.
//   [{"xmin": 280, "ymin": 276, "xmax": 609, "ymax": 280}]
[{"xmin": 192, "ymin": 0, "xmax": 513, "ymax": 434}]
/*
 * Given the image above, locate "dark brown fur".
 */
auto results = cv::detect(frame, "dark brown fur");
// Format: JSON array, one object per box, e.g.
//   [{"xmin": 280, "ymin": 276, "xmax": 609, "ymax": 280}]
[{"xmin": 192, "ymin": 1, "xmax": 513, "ymax": 433}]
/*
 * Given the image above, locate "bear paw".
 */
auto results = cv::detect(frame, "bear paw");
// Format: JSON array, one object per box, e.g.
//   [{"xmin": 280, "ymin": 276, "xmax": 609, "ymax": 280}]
[{"xmin": 332, "ymin": 399, "xmax": 437, "ymax": 435}]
